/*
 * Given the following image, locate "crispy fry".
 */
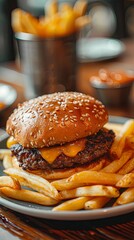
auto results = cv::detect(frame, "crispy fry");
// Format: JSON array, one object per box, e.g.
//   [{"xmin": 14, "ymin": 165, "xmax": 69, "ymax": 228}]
[
  {"xmin": 59, "ymin": 3, "xmax": 74, "ymax": 13},
  {"xmin": 126, "ymin": 135, "xmax": 134, "ymax": 149},
  {"xmin": 21, "ymin": 11, "xmax": 40, "ymax": 35},
  {"xmin": 118, "ymin": 157, "xmax": 134, "ymax": 174},
  {"xmin": 46, "ymin": 0, "xmax": 58, "ymax": 16},
  {"xmin": 101, "ymin": 150, "xmax": 133, "ymax": 173},
  {"xmin": 0, "ymin": 149, "xmax": 11, "ymax": 160},
  {"xmin": 116, "ymin": 173, "xmax": 134, "ymax": 188},
  {"xmin": 110, "ymin": 120, "xmax": 134, "ymax": 158},
  {"xmin": 5, "ymin": 168, "xmax": 60, "ymax": 200},
  {"xmin": 115, "ymin": 188, "xmax": 134, "ymax": 205},
  {"xmin": 85, "ymin": 197, "xmax": 110, "ymax": 209},
  {"xmin": 53, "ymin": 197, "xmax": 91, "ymax": 211},
  {"xmin": 0, "ymin": 176, "xmax": 21, "ymax": 189},
  {"xmin": 60, "ymin": 185, "xmax": 119, "ymax": 199},
  {"xmin": 75, "ymin": 15, "xmax": 91, "ymax": 30},
  {"xmin": 0, "ymin": 187, "xmax": 58, "ymax": 206},
  {"xmin": 52, "ymin": 171, "xmax": 123, "ymax": 191},
  {"xmin": 73, "ymin": 0, "xmax": 88, "ymax": 17},
  {"xmin": 84, "ymin": 143, "xmax": 134, "ymax": 209},
  {"xmin": 11, "ymin": 8, "xmax": 25, "ymax": 32},
  {"xmin": 3, "ymin": 154, "xmax": 13, "ymax": 169}
]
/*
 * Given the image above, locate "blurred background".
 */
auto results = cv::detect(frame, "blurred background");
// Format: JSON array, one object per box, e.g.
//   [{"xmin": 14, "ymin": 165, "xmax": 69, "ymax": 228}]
[{"xmin": 1, "ymin": 0, "xmax": 134, "ymax": 63}]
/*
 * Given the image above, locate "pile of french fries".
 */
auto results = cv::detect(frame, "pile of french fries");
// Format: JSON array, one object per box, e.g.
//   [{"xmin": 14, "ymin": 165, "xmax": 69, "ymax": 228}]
[
  {"xmin": 0, "ymin": 119, "xmax": 134, "ymax": 211},
  {"xmin": 12, "ymin": 0, "xmax": 91, "ymax": 38}
]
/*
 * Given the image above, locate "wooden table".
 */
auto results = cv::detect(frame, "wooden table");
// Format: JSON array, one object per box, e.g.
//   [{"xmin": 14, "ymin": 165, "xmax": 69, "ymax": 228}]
[{"xmin": 0, "ymin": 38, "xmax": 134, "ymax": 239}]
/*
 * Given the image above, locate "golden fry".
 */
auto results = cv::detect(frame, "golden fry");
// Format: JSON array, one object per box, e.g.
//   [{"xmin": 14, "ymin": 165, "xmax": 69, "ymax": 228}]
[
  {"xmin": 60, "ymin": 185, "xmax": 119, "ymax": 199},
  {"xmin": 0, "ymin": 149, "xmax": 11, "ymax": 160},
  {"xmin": 118, "ymin": 157, "xmax": 134, "ymax": 174},
  {"xmin": 75, "ymin": 15, "xmax": 91, "ymax": 30},
  {"xmin": 5, "ymin": 168, "xmax": 60, "ymax": 200},
  {"xmin": 73, "ymin": 0, "xmax": 88, "ymax": 17},
  {"xmin": 0, "ymin": 187, "xmax": 58, "ymax": 206},
  {"xmin": 11, "ymin": 8, "xmax": 25, "ymax": 32},
  {"xmin": 3, "ymin": 155, "xmax": 13, "ymax": 169},
  {"xmin": 110, "ymin": 120, "xmax": 134, "ymax": 158},
  {"xmin": 101, "ymin": 150, "xmax": 133, "ymax": 173},
  {"xmin": 126, "ymin": 135, "xmax": 134, "ymax": 149},
  {"xmin": 52, "ymin": 171, "xmax": 123, "ymax": 191},
  {"xmin": 116, "ymin": 187, "xmax": 134, "ymax": 205},
  {"xmin": 0, "ymin": 176, "xmax": 21, "ymax": 189},
  {"xmin": 20, "ymin": 11, "xmax": 40, "ymax": 35},
  {"xmin": 53, "ymin": 197, "xmax": 91, "ymax": 211},
  {"xmin": 116, "ymin": 173, "xmax": 134, "ymax": 188},
  {"xmin": 46, "ymin": 0, "xmax": 58, "ymax": 16},
  {"xmin": 85, "ymin": 197, "xmax": 110, "ymax": 210}
]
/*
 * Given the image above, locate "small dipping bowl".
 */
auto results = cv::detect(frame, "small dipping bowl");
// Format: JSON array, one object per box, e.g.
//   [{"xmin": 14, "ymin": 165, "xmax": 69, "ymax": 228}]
[{"xmin": 90, "ymin": 68, "xmax": 134, "ymax": 107}]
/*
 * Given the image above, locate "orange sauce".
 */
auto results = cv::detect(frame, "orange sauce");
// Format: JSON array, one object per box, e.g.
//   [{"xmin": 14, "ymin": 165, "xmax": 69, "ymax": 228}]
[{"xmin": 90, "ymin": 69, "xmax": 134, "ymax": 86}]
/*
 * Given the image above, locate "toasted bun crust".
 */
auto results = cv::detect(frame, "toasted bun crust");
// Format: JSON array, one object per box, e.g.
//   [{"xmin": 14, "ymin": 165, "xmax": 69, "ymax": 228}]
[{"xmin": 6, "ymin": 92, "xmax": 108, "ymax": 148}]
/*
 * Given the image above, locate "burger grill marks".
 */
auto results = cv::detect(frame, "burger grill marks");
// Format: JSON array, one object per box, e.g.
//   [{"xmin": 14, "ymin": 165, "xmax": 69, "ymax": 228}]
[{"xmin": 11, "ymin": 128, "xmax": 115, "ymax": 171}]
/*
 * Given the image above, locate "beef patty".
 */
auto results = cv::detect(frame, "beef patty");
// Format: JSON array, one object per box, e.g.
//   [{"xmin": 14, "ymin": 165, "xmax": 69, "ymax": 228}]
[{"xmin": 11, "ymin": 128, "xmax": 115, "ymax": 171}]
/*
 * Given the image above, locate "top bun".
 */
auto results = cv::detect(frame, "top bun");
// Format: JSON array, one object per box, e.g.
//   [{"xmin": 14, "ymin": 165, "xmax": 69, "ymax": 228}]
[{"xmin": 6, "ymin": 92, "xmax": 108, "ymax": 148}]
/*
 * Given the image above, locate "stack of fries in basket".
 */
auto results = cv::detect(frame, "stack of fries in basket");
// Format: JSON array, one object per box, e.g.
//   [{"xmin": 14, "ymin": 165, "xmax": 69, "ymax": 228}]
[
  {"xmin": 12, "ymin": 0, "xmax": 91, "ymax": 37},
  {"xmin": 0, "ymin": 119, "xmax": 134, "ymax": 211}
]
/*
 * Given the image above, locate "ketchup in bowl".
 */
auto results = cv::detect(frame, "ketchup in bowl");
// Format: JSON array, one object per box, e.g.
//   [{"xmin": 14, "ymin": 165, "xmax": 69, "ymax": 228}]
[
  {"xmin": 90, "ymin": 68, "xmax": 134, "ymax": 107},
  {"xmin": 90, "ymin": 68, "xmax": 134, "ymax": 87}
]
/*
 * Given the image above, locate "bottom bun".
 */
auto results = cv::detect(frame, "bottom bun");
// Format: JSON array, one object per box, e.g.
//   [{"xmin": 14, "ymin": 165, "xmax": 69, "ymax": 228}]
[{"xmin": 12, "ymin": 156, "xmax": 110, "ymax": 180}]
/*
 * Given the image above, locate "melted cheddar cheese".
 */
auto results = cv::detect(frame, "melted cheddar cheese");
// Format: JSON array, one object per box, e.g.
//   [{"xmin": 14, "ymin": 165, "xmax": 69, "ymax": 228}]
[
  {"xmin": 7, "ymin": 136, "xmax": 86, "ymax": 165},
  {"xmin": 7, "ymin": 136, "xmax": 18, "ymax": 148},
  {"xmin": 39, "ymin": 138, "xmax": 86, "ymax": 164}
]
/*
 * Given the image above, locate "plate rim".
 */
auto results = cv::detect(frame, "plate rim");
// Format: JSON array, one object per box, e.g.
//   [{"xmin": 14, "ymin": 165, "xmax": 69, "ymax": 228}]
[
  {"xmin": 0, "ymin": 115, "xmax": 133, "ymax": 220},
  {"xmin": 0, "ymin": 195, "xmax": 134, "ymax": 220}
]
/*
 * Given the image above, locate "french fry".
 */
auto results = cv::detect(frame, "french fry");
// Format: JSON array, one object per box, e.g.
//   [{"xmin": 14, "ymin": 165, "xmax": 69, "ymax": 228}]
[
  {"xmin": 3, "ymin": 154, "xmax": 13, "ymax": 169},
  {"xmin": 46, "ymin": 0, "xmax": 58, "ymax": 16},
  {"xmin": 5, "ymin": 168, "xmax": 60, "ymax": 200},
  {"xmin": 21, "ymin": 11, "xmax": 40, "ymax": 35},
  {"xmin": 59, "ymin": 3, "xmax": 74, "ymax": 13},
  {"xmin": 0, "ymin": 149, "xmax": 11, "ymax": 160},
  {"xmin": 73, "ymin": 0, "xmax": 88, "ymax": 17},
  {"xmin": 101, "ymin": 150, "xmax": 133, "ymax": 173},
  {"xmin": 110, "ymin": 120, "xmax": 134, "ymax": 158},
  {"xmin": 118, "ymin": 157, "xmax": 134, "ymax": 174},
  {"xmin": 116, "ymin": 173, "xmax": 134, "ymax": 188},
  {"xmin": 0, "ymin": 176, "xmax": 21, "ymax": 189},
  {"xmin": 0, "ymin": 187, "xmax": 58, "ymax": 206},
  {"xmin": 85, "ymin": 197, "xmax": 111, "ymax": 210},
  {"xmin": 53, "ymin": 196, "xmax": 91, "ymax": 211},
  {"xmin": 115, "ymin": 188, "xmax": 134, "ymax": 205},
  {"xmin": 52, "ymin": 171, "xmax": 123, "ymax": 191},
  {"xmin": 11, "ymin": 8, "xmax": 25, "ymax": 32},
  {"xmin": 75, "ymin": 15, "xmax": 91, "ymax": 30},
  {"xmin": 60, "ymin": 185, "xmax": 119, "ymax": 199},
  {"xmin": 126, "ymin": 135, "xmax": 134, "ymax": 149},
  {"xmin": 84, "ymin": 141, "xmax": 134, "ymax": 209}
]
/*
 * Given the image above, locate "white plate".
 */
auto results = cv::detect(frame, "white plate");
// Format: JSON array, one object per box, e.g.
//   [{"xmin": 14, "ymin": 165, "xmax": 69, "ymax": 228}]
[
  {"xmin": 0, "ymin": 116, "xmax": 133, "ymax": 221},
  {"xmin": 0, "ymin": 83, "xmax": 17, "ymax": 112},
  {"xmin": 77, "ymin": 38, "xmax": 125, "ymax": 63}
]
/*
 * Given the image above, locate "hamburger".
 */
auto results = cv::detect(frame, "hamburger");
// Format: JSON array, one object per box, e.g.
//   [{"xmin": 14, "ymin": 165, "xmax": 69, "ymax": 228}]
[{"xmin": 6, "ymin": 92, "xmax": 115, "ymax": 179}]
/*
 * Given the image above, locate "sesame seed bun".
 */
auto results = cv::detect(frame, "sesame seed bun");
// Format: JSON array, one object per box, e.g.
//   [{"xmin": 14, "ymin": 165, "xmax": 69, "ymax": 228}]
[{"xmin": 6, "ymin": 92, "xmax": 108, "ymax": 148}]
